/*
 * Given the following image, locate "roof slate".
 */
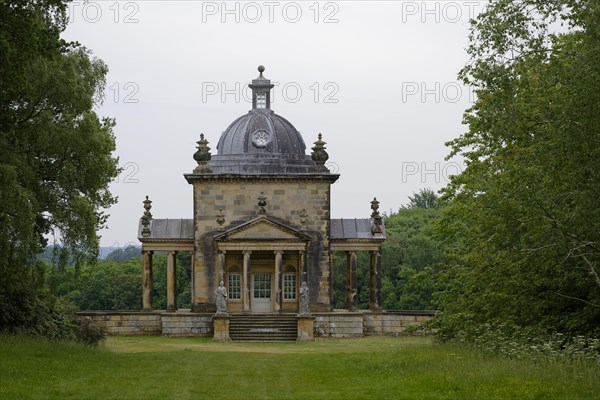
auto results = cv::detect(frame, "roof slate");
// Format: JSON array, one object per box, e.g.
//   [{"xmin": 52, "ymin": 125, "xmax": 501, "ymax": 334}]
[
  {"xmin": 138, "ymin": 218, "xmax": 194, "ymax": 240},
  {"xmin": 330, "ymin": 218, "xmax": 386, "ymax": 240},
  {"xmin": 139, "ymin": 218, "xmax": 385, "ymax": 241}
]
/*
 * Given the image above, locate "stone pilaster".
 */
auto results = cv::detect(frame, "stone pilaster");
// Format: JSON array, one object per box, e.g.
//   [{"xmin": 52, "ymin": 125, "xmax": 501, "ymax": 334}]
[
  {"xmin": 299, "ymin": 250, "xmax": 306, "ymax": 282},
  {"xmin": 190, "ymin": 252, "xmax": 195, "ymax": 308}
]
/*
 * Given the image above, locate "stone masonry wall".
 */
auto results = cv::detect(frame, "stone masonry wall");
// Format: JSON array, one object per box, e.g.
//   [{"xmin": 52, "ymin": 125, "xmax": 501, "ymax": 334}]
[
  {"xmin": 161, "ymin": 313, "xmax": 213, "ymax": 337},
  {"xmin": 314, "ymin": 313, "xmax": 364, "ymax": 337},
  {"xmin": 79, "ymin": 311, "xmax": 434, "ymax": 337},
  {"xmin": 79, "ymin": 312, "xmax": 162, "ymax": 336},
  {"xmin": 363, "ymin": 312, "xmax": 434, "ymax": 336},
  {"xmin": 192, "ymin": 178, "xmax": 333, "ymax": 310}
]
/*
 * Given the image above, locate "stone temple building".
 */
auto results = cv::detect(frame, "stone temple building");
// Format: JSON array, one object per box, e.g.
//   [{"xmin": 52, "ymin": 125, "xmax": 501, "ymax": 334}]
[{"xmin": 137, "ymin": 66, "xmax": 386, "ymax": 318}]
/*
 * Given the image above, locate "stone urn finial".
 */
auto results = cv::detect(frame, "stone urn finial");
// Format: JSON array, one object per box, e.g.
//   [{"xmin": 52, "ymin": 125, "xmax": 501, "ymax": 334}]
[
  {"xmin": 193, "ymin": 133, "xmax": 212, "ymax": 173},
  {"xmin": 311, "ymin": 133, "xmax": 329, "ymax": 173},
  {"xmin": 141, "ymin": 195, "xmax": 153, "ymax": 237},
  {"xmin": 370, "ymin": 197, "xmax": 383, "ymax": 235}
]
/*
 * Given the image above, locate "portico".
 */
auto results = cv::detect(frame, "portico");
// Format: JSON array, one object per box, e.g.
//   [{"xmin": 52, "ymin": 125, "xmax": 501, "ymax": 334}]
[{"xmin": 212, "ymin": 216, "xmax": 310, "ymax": 313}]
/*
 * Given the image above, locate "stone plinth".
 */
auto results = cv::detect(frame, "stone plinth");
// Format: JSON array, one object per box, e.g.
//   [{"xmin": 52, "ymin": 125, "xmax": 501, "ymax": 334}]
[
  {"xmin": 213, "ymin": 314, "xmax": 230, "ymax": 341},
  {"xmin": 297, "ymin": 316, "xmax": 315, "ymax": 342}
]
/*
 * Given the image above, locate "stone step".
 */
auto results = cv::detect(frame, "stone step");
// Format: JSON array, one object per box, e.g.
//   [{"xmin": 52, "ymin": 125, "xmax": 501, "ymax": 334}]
[{"xmin": 229, "ymin": 314, "xmax": 298, "ymax": 342}]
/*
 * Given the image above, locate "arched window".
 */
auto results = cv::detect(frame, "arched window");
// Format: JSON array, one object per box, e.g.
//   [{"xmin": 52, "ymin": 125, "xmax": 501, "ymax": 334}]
[
  {"xmin": 283, "ymin": 266, "xmax": 296, "ymax": 301},
  {"xmin": 228, "ymin": 266, "xmax": 241, "ymax": 300}
]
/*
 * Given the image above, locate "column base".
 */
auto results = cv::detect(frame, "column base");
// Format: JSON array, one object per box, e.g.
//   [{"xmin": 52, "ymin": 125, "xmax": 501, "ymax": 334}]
[{"xmin": 166, "ymin": 306, "xmax": 178, "ymax": 312}]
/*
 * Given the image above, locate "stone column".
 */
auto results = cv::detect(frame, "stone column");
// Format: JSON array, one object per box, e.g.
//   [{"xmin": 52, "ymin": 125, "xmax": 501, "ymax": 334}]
[
  {"xmin": 274, "ymin": 250, "xmax": 283, "ymax": 312},
  {"xmin": 142, "ymin": 250, "xmax": 153, "ymax": 311},
  {"xmin": 166, "ymin": 251, "xmax": 177, "ymax": 312},
  {"xmin": 346, "ymin": 251, "xmax": 358, "ymax": 311},
  {"xmin": 242, "ymin": 250, "xmax": 251, "ymax": 312},
  {"xmin": 369, "ymin": 250, "xmax": 382, "ymax": 311}
]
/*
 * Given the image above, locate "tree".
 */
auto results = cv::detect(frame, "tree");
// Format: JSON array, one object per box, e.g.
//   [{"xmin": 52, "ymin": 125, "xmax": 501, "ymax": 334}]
[
  {"xmin": 404, "ymin": 188, "xmax": 439, "ymax": 209},
  {"xmin": 0, "ymin": 0, "xmax": 119, "ymax": 333},
  {"xmin": 106, "ymin": 245, "xmax": 142, "ymax": 262},
  {"xmin": 75, "ymin": 260, "xmax": 142, "ymax": 311},
  {"xmin": 381, "ymin": 206, "xmax": 445, "ymax": 310},
  {"xmin": 436, "ymin": 0, "xmax": 600, "ymax": 338}
]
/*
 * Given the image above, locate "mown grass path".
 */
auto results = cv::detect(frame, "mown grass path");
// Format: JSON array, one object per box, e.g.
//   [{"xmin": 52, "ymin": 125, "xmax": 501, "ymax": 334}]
[{"xmin": 1, "ymin": 335, "xmax": 598, "ymax": 399}]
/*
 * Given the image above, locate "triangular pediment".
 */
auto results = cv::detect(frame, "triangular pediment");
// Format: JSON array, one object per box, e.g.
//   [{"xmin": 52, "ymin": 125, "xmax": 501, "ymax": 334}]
[{"xmin": 214, "ymin": 217, "xmax": 309, "ymax": 241}]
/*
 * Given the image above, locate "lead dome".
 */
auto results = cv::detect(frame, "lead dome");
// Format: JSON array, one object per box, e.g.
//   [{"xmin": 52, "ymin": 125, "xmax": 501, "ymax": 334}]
[{"xmin": 207, "ymin": 66, "xmax": 317, "ymax": 174}]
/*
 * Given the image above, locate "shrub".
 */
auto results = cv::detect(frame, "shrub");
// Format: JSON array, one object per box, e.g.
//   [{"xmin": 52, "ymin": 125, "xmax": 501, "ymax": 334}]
[{"xmin": 0, "ymin": 264, "xmax": 104, "ymax": 345}]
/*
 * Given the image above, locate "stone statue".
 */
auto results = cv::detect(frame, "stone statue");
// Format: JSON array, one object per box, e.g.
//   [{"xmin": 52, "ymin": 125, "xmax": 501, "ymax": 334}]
[
  {"xmin": 299, "ymin": 281, "xmax": 310, "ymax": 315},
  {"xmin": 215, "ymin": 281, "xmax": 228, "ymax": 314}
]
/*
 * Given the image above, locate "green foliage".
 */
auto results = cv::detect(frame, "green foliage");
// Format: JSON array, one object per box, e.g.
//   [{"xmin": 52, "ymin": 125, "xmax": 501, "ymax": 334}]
[
  {"xmin": 52, "ymin": 252, "xmax": 193, "ymax": 311},
  {"xmin": 0, "ymin": 260, "xmax": 103, "ymax": 344},
  {"xmin": 73, "ymin": 259, "xmax": 143, "ymax": 310},
  {"xmin": 331, "ymin": 195, "xmax": 443, "ymax": 311},
  {"xmin": 0, "ymin": 0, "xmax": 118, "ymax": 337},
  {"xmin": 436, "ymin": 0, "xmax": 600, "ymax": 338},
  {"xmin": 404, "ymin": 188, "xmax": 439, "ymax": 209},
  {"xmin": 150, "ymin": 252, "xmax": 193, "ymax": 310},
  {"xmin": 105, "ymin": 245, "xmax": 142, "ymax": 262},
  {"xmin": 469, "ymin": 325, "xmax": 600, "ymax": 365},
  {"xmin": 381, "ymin": 206, "xmax": 445, "ymax": 310}
]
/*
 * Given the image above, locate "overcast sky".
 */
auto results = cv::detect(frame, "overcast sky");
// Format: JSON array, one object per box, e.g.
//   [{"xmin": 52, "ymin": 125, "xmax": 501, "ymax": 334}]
[{"xmin": 62, "ymin": 1, "xmax": 482, "ymax": 249}]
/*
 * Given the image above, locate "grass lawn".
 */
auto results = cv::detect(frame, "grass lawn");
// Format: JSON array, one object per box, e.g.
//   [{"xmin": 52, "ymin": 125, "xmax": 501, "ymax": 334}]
[{"xmin": 1, "ymin": 335, "xmax": 598, "ymax": 399}]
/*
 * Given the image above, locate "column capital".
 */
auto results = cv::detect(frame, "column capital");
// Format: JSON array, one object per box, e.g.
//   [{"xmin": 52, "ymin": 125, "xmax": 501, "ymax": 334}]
[
  {"xmin": 167, "ymin": 250, "xmax": 177, "ymax": 255},
  {"xmin": 274, "ymin": 250, "xmax": 284, "ymax": 256},
  {"xmin": 142, "ymin": 250, "xmax": 154, "ymax": 255},
  {"xmin": 242, "ymin": 250, "xmax": 252, "ymax": 256}
]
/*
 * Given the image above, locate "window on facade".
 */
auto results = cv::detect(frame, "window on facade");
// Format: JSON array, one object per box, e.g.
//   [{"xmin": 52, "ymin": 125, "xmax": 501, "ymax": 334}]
[
  {"xmin": 283, "ymin": 273, "xmax": 296, "ymax": 300},
  {"xmin": 228, "ymin": 273, "xmax": 241, "ymax": 300},
  {"xmin": 256, "ymin": 93, "xmax": 266, "ymax": 109}
]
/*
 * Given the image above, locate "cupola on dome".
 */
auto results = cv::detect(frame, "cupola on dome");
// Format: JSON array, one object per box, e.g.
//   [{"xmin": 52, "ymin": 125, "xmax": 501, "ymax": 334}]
[{"xmin": 207, "ymin": 66, "xmax": 318, "ymax": 174}]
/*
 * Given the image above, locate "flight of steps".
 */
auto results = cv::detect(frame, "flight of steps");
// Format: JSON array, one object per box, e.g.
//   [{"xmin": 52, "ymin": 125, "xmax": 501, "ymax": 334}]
[{"xmin": 229, "ymin": 314, "xmax": 298, "ymax": 341}]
